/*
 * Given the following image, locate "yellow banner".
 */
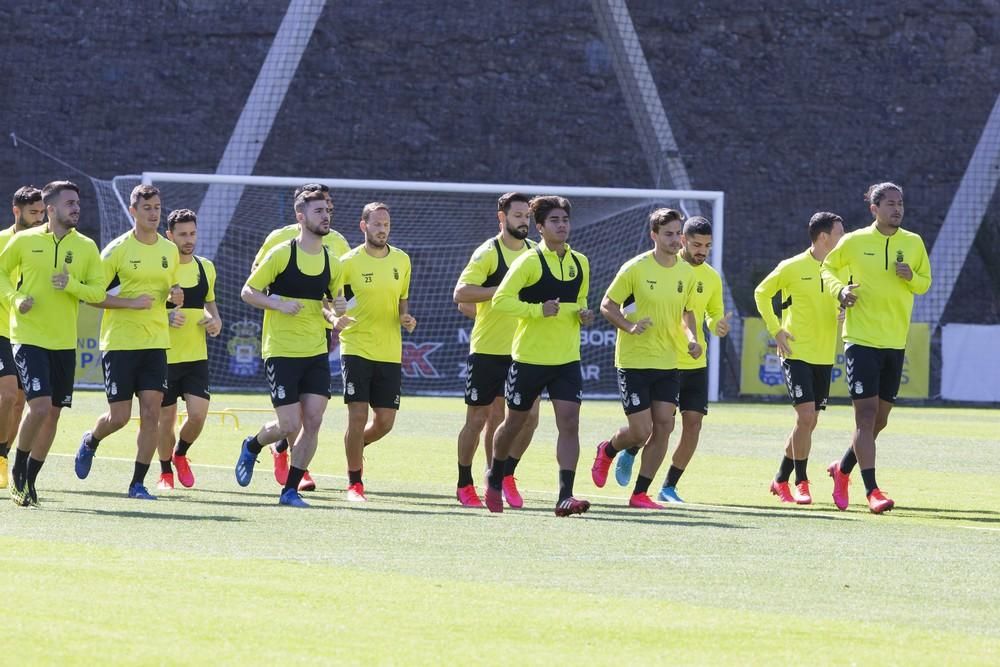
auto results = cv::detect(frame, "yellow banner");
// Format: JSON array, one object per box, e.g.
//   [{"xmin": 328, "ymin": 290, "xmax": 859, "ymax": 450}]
[
  {"xmin": 76, "ymin": 304, "xmax": 103, "ymax": 386},
  {"xmin": 739, "ymin": 318, "xmax": 929, "ymax": 399}
]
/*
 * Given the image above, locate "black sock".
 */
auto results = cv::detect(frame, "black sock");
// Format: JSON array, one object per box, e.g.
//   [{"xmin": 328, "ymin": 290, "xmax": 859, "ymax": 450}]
[
  {"xmin": 603, "ymin": 442, "xmax": 617, "ymax": 460},
  {"xmin": 25, "ymin": 457, "xmax": 44, "ymax": 485},
  {"xmin": 775, "ymin": 456, "xmax": 794, "ymax": 483},
  {"xmin": 503, "ymin": 456, "xmax": 520, "ymax": 478},
  {"xmin": 130, "ymin": 461, "xmax": 151, "ymax": 487},
  {"xmin": 160, "ymin": 459, "xmax": 173, "ymax": 474},
  {"xmin": 626, "ymin": 446, "xmax": 640, "ymax": 456},
  {"xmin": 489, "ymin": 458, "xmax": 506, "ymax": 490},
  {"xmin": 457, "ymin": 464, "xmax": 473, "ymax": 487},
  {"xmin": 285, "ymin": 466, "xmax": 306, "ymax": 492},
  {"xmin": 246, "ymin": 435, "xmax": 264, "ymax": 455},
  {"xmin": 794, "ymin": 458, "xmax": 809, "ymax": 484},
  {"xmin": 840, "ymin": 447, "xmax": 857, "ymax": 475},
  {"xmin": 275, "ymin": 438, "xmax": 289, "ymax": 454},
  {"xmin": 0, "ymin": 441, "xmax": 9, "ymax": 457},
  {"xmin": 348, "ymin": 469, "xmax": 363, "ymax": 485},
  {"xmin": 860, "ymin": 468, "xmax": 878, "ymax": 496},
  {"xmin": 633, "ymin": 475, "xmax": 653, "ymax": 496},
  {"xmin": 85, "ymin": 432, "xmax": 101, "ymax": 451},
  {"xmin": 665, "ymin": 465, "xmax": 684, "ymax": 488},
  {"xmin": 174, "ymin": 438, "xmax": 192, "ymax": 456},
  {"xmin": 558, "ymin": 469, "xmax": 575, "ymax": 502},
  {"xmin": 12, "ymin": 448, "xmax": 29, "ymax": 482}
]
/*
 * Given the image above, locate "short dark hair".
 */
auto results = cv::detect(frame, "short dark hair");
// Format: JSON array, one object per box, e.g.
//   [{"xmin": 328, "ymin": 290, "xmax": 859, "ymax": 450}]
[
  {"xmin": 649, "ymin": 207, "xmax": 684, "ymax": 233},
  {"xmin": 361, "ymin": 201, "xmax": 390, "ymax": 222},
  {"xmin": 294, "ymin": 189, "xmax": 327, "ymax": 213},
  {"xmin": 41, "ymin": 181, "xmax": 80, "ymax": 206},
  {"xmin": 808, "ymin": 211, "xmax": 843, "ymax": 242},
  {"xmin": 865, "ymin": 182, "xmax": 902, "ymax": 207},
  {"xmin": 683, "ymin": 216, "xmax": 712, "ymax": 237},
  {"xmin": 130, "ymin": 184, "xmax": 160, "ymax": 208},
  {"xmin": 167, "ymin": 208, "xmax": 197, "ymax": 231},
  {"xmin": 497, "ymin": 192, "xmax": 531, "ymax": 214},
  {"xmin": 529, "ymin": 195, "xmax": 571, "ymax": 226},
  {"xmin": 12, "ymin": 186, "xmax": 42, "ymax": 208},
  {"xmin": 294, "ymin": 183, "xmax": 330, "ymax": 200}
]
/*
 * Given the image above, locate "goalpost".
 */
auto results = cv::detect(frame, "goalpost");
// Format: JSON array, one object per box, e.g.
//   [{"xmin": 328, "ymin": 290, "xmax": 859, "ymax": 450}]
[{"xmin": 101, "ymin": 173, "xmax": 725, "ymax": 401}]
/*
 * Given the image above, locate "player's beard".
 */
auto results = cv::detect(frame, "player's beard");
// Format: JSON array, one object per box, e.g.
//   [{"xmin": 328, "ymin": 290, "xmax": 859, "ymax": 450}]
[
  {"xmin": 305, "ymin": 220, "xmax": 330, "ymax": 236},
  {"xmin": 505, "ymin": 222, "xmax": 529, "ymax": 240},
  {"xmin": 180, "ymin": 245, "xmax": 195, "ymax": 256},
  {"xmin": 682, "ymin": 248, "xmax": 706, "ymax": 265},
  {"xmin": 366, "ymin": 235, "xmax": 387, "ymax": 248}
]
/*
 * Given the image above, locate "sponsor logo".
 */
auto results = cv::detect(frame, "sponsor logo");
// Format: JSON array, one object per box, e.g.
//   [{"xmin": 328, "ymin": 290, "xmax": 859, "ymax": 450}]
[
  {"xmin": 645, "ymin": 279, "xmax": 657, "ymax": 290},
  {"xmin": 129, "ymin": 259, "xmax": 141, "ymax": 269},
  {"xmin": 401, "ymin": 342, "xmax": 443, "ymax": 379}
]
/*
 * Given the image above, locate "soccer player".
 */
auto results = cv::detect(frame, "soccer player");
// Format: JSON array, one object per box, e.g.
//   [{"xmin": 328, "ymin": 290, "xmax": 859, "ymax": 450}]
[
  {"xmin": 234, "ymin": 189, "xmax": 343, "ymax": 508},
  {"xmin": 155, "ymin": 209, "xmax": 222, "ymax": 490},
  {"xmin": 452, "ymin": 192, "xmax": 540, "ymax": 508},
  {"xmin": 0, "ymin": 181, "xmax": 105, "ymax": 505},
  {"xmin": 334, "ymin": 202, "xmax": 414, "ymax": 502},
  {"xmin": 0, "ymin": 186, "xmax": 45, "ymax": 489},
  {"xmin": 591, "ymin": 208, "xmax": 701, "ymax": 509},
  {"xmin": 254, "ymin": 183, "xmax": 349, "ymax": 491},
  {"xmin": 613, "ymin": 216, "xmax": 731, "ymax": 503},
  {"xmin": 487, "ymin": 195, "xmax": 594, "ymax": 517},
  {"xmin": 753, "ymin": 212, "xmax": 844, "ymax": 505},
  {"xmin": 74, "ymin": 184, "xmax": 183, "ymax": 500},
  {"xmin": 821, "ymin": 183, "xmax": 931, "ymax": 514}
]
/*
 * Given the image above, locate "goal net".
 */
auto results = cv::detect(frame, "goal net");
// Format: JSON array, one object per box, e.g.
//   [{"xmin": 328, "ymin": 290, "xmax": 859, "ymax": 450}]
[{"xmin": 98, "ymin": 173, "xmax": 725, "ymax": 399}]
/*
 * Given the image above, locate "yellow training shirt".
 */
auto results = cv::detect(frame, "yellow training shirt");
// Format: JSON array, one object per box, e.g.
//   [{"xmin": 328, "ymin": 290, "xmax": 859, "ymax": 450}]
[
  {"xmin": 676, "ymin": 258, "xmax": 724, "ymax": 370},
  {"xmin": 338, "ymin": 244, "xmax": 411, "ymax": 363},
  {"xmin": 167, "ymin": 257, "xmax": 217, "ymax": 364}
]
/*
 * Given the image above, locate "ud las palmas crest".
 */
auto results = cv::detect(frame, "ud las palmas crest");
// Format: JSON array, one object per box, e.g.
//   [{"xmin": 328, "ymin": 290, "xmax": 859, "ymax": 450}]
[{"xmin": 227, "ymin": 320, "xmax": 262, "ymax": 376}]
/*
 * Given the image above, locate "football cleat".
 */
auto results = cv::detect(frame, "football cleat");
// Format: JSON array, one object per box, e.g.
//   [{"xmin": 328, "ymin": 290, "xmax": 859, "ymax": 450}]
[
  {"xmin": 173, "ymin": 454, "xmax": 195, "ymax": 488},
  {"xmin": 554, "ymin": 496, "xmax": 591, "ymax": 517},
  {"xmin": 770, "ymin": 480, "xmax": 796, "ymax": 503},
  {"xmin": 628, "ymin": 492, "xmax": 664, "ymax": 510},
  {"xmin": 827, "ymin": 461, "xmax": 850, "ymax": 510},
  {"xmin": 590, "ymin": 441, "xmax": 614, "ymax": 488},
  {"xmin": 867, "ymin": 488, "xmax": 895, "ymax": 514},
  {"xmin": 502, "ymin": 475, "xmax": 523, "ymax": 508}
]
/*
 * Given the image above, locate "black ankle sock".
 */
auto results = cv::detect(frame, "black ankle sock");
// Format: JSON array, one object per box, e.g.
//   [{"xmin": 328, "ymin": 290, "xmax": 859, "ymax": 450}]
[
  {"xmin": 776, "ymin": 456, "xmax": 794, "ymax": 483},
  {"xmin": 503, "ymin": 456, "xmax": 520, "ymax": 478},
  {"xmin": 174, "ymin": 438, "xmax": 192, "ymax": 456},
  {"xmin": 665, "ymin": 465, "xmax": 684, "ymax": 488},
  {"xmin": 633, "ymin": 475, "xmax": 653, "ymax": 496},
  {"xmin": 840, "ymin": 447, "xmax": 857, "ymax": 475},
  {"xmin": 489, "ymin": 458, "xmax": 506, "ymax": 490},
  {"xmin": 130, "ymin": 461, "xmax": 150, "ymax": 487},
  {"xmin": 285, "ymin": 466, "xmax": 305, "ymax": 492},
  {"xmin": 558, "ymin": 469, "xmax": 575, "ymax": 502},
  {"xmin": 457, "ymin": 464, "xmax": 473, "ymax": 487},
  {"xmin": 603, "ymin": 442, "xmax": 617, "ymax": 460},
  {"xmin": 275, "ymin": 438, "xmax": 289, "ymax": 454},
  {"xmin": 0, "ymin": 441, "xmax": 8, "ymax": 457},
  {"xmin": 25, "ymin": 457, "xmax": 44, "ymax": 485},
  {"xmin": 86, "ymin": 432, "xmax": 101, "ymax": 451},
  {"xmin": 794, "ymin": 458, "xmax": 809, "ymax": 484},
  {"xmin": 626, "ymin": 446, "xmax": 640, "ymax": 456},
  {"xmin": 246, "ymin": 435, "xmax": 264, "ymax": 455},
  {"xmin": 860, "ymin": 468, "xmax": 878, "ymax": 496},
  {"xmin": 160, "ymin": 459, "xmax": 172, "ymax": 474},
  {"xmin": 13, "ymin": 448, "xmax": 29, "ymax": 480},
  {"xmin": 348, "ymin": 469, "xmax": 363, "ymax": 485}
]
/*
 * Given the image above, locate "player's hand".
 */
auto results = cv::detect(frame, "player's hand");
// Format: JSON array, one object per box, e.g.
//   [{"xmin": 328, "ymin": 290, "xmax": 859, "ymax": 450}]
[
  {"xmin": 629, "ymin": 317, "xmax": 652, "ymax": 335},
  {"xmin": 578, "ymin": 309, "xmax": 595, "ymax": 326},
  {"xmin": 895, "ymin": 262, "xmax": 913, "ymax": 281},
  {"xmin": 775, "ymin": 329, "xmax": 794, "ymax": 357},
  {"xmin": 688, "ymin": 341, "xmax": 703, "ymax": 359},
  {"xmin": 839, "ymin": 283, "xmax": 860, "ymax": 307},
  {"xmin": 275, "ymin": 299, "xmax": 302, "ymax": 315},
  {"xmin": 17, "ymin": 296, "xmax": 33, "ymax": 314},
  {"xmin": 168, "ymin": 306, "xmax": 186, "ymax": 328},
  {"xmin": 332, "ymin": 289, "xmax": 348, "ymax": 315},
  {"xmin": 130, "ymin": 294, "xmax": 154, "ymax": 310},
  {"xmin": 400, "ymin": 313, "xmax": 417, "ymax": 333},
  {"xmin": 715, "ymin": 311, "xmax": 733, "ymax": 337},
  {"xmin": 169, "ymin": 285, "xmax": 184, "ymax": 308},
  {"xmin": 51, "ymin": 263, "xmax": 70, "ymax": 290},
  {"xmin": 198, "ymin": 314, "xmax": 222, "ymax": 337},
  {"xmin": 457, "ymin": 302, "xmax": 477, "ymax": 320},
  {"xmin": 333, "ymin": 315, "xmax": 356, "ymax": 331},
  {"xmin": 542, "ymin": 298, "xmax": 560, "ymax": 317}
]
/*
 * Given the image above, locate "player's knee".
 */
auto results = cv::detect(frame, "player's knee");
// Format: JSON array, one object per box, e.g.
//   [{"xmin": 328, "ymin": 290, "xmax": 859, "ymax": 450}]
[
  {"xmin": 26, "ymin": 398, "xmax": 55, "ymax": 420},
  {"xmin": 632, "ymin": 422, "xmax": 654, "ymax": 443},
  {"xmin": 651, "ymin": 416, "xmax": 674, "ymax": 437},
  {"xmin": 276, "ymin": 416, "xmax": 302, "ymax": 439},
  {"xmin": 0, "ymin": 386, "xmax": 17, "ymax": 405}
]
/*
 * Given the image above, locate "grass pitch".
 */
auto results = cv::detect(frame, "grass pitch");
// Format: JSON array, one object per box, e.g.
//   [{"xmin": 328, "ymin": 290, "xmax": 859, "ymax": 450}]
[{"xmin": 2, "ymin": 391, "xmax": 998, "ymax": 665}]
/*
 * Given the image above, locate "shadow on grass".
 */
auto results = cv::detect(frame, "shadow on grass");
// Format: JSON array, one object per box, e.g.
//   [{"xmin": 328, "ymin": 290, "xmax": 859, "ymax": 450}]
[
  {"xmin": 890, "ymin": 505, "xmax": 1000, "ymax": 524},
  {"xmin": 680, "ymin": 503, "xmax": 856, "ymax": 522},
  {"xmin": 53, "ymin": 507, "xmax": 246, "ymax": 522}
]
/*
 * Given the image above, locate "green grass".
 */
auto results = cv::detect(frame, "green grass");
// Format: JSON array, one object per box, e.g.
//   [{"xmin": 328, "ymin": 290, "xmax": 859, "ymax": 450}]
[{"xmin": 3, "ymin": 391, "xmax": 998, "ymax": 665}]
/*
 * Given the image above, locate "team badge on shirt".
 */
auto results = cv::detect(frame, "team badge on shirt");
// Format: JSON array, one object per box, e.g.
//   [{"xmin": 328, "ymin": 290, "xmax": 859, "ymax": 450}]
[
  {"xmin": 568, "ymin": 265, "xmax": 576, "ymax": 278},
  {"xmin": 161, "ymin": 256, "xmax": 168, "ymax": 269},
  {"xmin": 393, "ymin": 268, "xmax": 399, "ymax": 280},
  {"xmin": 697, "ymin": 281, "xmax": 704, "ymax": 293},
  {"xmin": 677, "ymin": 280, "xmax": 683, "ymax": 293},
  {"xmin": 65, "ymin": 250, "xmax": 74, "ymax": 264}
]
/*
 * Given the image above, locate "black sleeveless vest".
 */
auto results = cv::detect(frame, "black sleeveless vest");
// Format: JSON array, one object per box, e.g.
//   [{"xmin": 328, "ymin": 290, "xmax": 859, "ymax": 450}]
[
  {"xmin": 482, "ymin": 237, "xmax": 534, "ymax": 288},
  {"xmin": 518, "ymin": 247, "xmax": 583, "ymax": 304},
  {"xmin": 266, "ymin": 241, "xmax": 331, "ymax": 300},
  {"xmin": 166, "ymin": 256, "xmax": 209, "ymax": 309}
]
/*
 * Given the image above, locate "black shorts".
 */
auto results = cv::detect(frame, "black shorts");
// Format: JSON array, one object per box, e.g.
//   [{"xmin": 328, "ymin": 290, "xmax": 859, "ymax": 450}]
[
  {"xmin": 102, "ymin": 349, "xmax": 168, "ymax": 403},
  {"xmin": 781, "ymin": 359, "xmax": 832, "ymax": 410},
  {"xmin": 341, "ymin": 354, "xmax": 401, "ymax": 409},
  {"xmin": 266, "ymin": 355, "xmax": 332, "ymax": 407},
  {"xmin": 0, "ymin": 336, "xmax": 17, "ymax": 381},
  {"xmin": 617, "ymin": 368, "xmax": 679, "ymax": 415},
  {"xmin": 13, "ymin": 344, "xmax": 75, "ymax": 407},
  {"xmin": 505, "ymin": 360, "xmax": 582, "ymax": 412},
  {"xmin": 845, "ymin": 344, "xmax": 905, "ymax": 402},
  {"xmin": 465, "ymin": 353, "xmax": 512, "ymax": 406},
  {"xmin": 677, "ymin": 367, "xmax": 709, "ymax": 414},
  {"xmin": 162, "ymin": 360, "xmax": 212, "ymax": 407}
]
